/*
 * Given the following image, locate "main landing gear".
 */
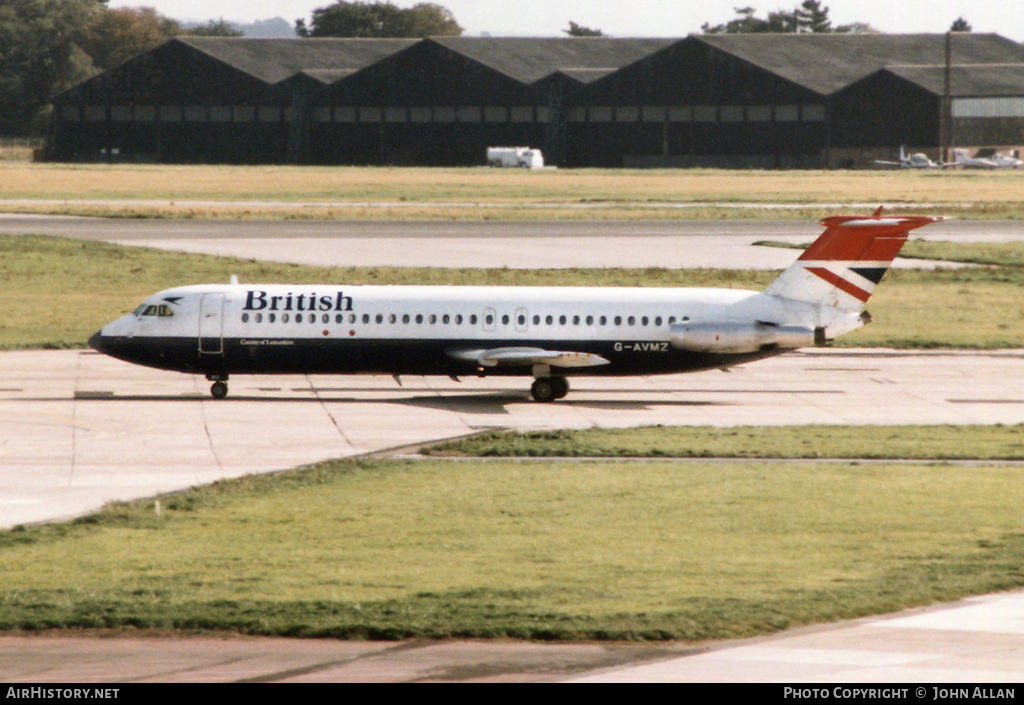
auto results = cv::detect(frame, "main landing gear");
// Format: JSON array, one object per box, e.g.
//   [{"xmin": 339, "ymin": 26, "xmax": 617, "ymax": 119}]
[
  {"xmin": 207, "ymin": 373, "xmax": 229, "ymax": 399},
  {"xmin": 530, "ymin": 376, "xmax": 569, "ymax": 403}
]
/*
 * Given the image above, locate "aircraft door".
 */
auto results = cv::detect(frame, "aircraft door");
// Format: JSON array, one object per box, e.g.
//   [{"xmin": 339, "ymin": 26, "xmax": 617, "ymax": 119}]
[{"xmin": 198, "ymin": 293, "xmax": 225, "ymax": 354}]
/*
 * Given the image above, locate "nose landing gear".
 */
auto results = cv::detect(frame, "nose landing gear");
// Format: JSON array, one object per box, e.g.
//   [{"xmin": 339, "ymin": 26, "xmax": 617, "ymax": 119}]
[{"xmin": 207, "ymin": 373, "xmax": 229, "ymax": 399}]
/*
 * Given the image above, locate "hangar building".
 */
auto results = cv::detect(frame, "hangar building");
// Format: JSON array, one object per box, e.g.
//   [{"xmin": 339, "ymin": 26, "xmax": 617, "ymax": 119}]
[{"xmin": 45, "ymin": 33, "xmax": 1024, "ymax": 168}]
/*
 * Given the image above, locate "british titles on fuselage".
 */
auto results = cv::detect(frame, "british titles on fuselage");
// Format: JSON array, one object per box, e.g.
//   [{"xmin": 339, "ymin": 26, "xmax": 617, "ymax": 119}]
[{"xmin": 243, "ymin": 290, "xmax": 353, "ymax": 313}]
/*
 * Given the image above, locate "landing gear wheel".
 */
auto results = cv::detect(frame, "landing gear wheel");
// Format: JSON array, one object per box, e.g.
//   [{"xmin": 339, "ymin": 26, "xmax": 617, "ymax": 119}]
[
  {"xmin": 531, "ymin": 376, "xmax": 568, "ymax": 402},
  {"xmin": 550, "ymin": 376, "xmax": 569, "ymax": 400},
  {"xmin": 210, "ymin": 381, "xmax": 228, "ymax": 399},
  {"xmin": 531, "ymin": 378, "xmax": 556, "ymax": 403}
]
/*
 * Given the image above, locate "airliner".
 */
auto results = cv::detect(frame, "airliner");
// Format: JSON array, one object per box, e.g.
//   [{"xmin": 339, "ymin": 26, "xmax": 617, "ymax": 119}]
[{"xmin": 89, "ymin": 211, "xmax": 943, "ymax": 401}]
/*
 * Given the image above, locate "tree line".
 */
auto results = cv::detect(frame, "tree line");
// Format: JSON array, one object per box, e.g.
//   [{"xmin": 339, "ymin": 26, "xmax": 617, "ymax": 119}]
[{"xmin": 1, "ymin": 0, "xmax": 242, "ymax": 136}]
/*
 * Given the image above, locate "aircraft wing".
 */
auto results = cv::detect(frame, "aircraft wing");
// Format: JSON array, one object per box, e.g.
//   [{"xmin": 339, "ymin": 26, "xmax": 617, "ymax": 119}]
[{"xmin": 449, "ymin": 347, "xmax": 611, "ymax": 368}]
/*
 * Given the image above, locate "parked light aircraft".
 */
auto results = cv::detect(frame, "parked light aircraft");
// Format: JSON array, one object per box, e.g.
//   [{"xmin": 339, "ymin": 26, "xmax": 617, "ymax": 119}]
[
  {"xmin": 89, "ymin": 211, "xmax": 943, "ymax": 401},
  {"xmin": 875, "ymin": 145, "xmax": 940, "ymax": 169},
  {"xmin": 948, "ymin": 148, "xmax": 1023, "ymax": 169}
]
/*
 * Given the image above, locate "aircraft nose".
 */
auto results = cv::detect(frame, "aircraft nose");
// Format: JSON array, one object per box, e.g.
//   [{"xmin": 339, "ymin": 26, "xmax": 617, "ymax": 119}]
[{"xmin": 88, "ymin": 330, "xmax": 105, "ymax": 353}]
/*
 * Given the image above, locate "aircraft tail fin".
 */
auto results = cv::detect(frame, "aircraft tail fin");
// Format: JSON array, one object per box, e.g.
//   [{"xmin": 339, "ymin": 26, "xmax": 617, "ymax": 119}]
[{"xmin": 763, "ymin": 210, "xmax": 942, "ymax": 311}]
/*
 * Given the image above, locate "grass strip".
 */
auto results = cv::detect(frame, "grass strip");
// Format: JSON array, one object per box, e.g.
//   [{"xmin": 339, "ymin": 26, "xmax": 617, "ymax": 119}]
[
  {"xmin": 2, "ymin": 457, "xmax": 1023, "ymax": 640},
  {"xmin": 2, "ymin": 235, "xmax": 1023, "ymax": 349},
  {"xmin": 423, "ymin": 425, "xmax": 1024, "ymax": 459},
  {"xmin": 2, "ymin": 162, "xmax": 1024, "ymax": 220}
]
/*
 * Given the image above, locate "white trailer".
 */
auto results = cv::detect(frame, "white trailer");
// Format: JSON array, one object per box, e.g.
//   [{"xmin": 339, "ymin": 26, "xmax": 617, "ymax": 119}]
[{"xmin": 487, "ymin": 146, "xmax": 544, "ymax": 169}]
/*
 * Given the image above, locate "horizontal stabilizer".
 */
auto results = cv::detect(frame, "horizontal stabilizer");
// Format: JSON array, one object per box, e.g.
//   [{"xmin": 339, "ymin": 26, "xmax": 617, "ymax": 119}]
[{"xmin": 449, "ymin": 347, "xmax": 610, "ymax": 368}]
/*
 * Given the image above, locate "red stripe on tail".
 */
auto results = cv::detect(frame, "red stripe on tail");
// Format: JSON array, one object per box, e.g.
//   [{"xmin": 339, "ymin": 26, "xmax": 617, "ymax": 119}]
[{"xmin": 806, "ymin": 267, "xmax": 872, "ymax": 303}]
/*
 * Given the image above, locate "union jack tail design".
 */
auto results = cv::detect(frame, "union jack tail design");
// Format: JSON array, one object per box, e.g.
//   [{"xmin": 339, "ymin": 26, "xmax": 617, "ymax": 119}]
[{"xmin": 764, "ymin": 209, "xmax": 943, "ymax": 311}]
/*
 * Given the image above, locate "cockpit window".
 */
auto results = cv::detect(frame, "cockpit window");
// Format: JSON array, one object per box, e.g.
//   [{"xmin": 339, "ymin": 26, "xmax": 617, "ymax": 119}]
[{"xmin": 134, "ymin": 303, "xmax": 174, "ymax": 317}]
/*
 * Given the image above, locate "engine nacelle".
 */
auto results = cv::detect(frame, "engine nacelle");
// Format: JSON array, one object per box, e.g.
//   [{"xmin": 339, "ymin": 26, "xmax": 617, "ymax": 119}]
[{"xmin": 670, "ymin": 322, "xmax": 823, "ymax": 354}]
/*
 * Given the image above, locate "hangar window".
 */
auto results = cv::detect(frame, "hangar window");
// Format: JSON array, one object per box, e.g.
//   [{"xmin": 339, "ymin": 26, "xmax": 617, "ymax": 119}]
[
  {"xmin": 693, "ymin": 106, "xmax": 717, "ymax": 122},
  {"xmin": 721, "ymin": 106, "xmax": 744, "ymax": 122},
  {"xmin": 510, "ymin": 106, "xmax": 533, "ymax": 123},
  {"xmin": 748, "ymin": 105, "xmax": 771, "ymax": 122},
  {"xmin": 334, "ymin": 107, "xmax": 357, "ymax": 123},
  {"xmin": 159, "ymin": 106, "xmax": 182, "ymax": 122},
  {"xmin": 210, "ymin": 106, "xmax": 232, "ymax": 123},
  {"xmin": 484, "ymin": 107, "xmax": 508, "ymax": 123},
  {"xmin": 775, "ymin": 105, "xmax": 798, "ymax": 122},
  {"xmin": 359, "ymin": 107, "xmax": 382, "ymax": 123},
  {"xmin": 668, "ymin": 106, "xmax": 692, "ymax": 122},
  {"xmin": 259, "ymin": 106, "xmax": 282, "ymax": 123},
  {"xmin": 802, "ymin": 104, "xmax": 826, "ymax": 121},
  {"xmin": 615, "ymin": 107, "xmax": 639, "ymax": 123},
  {"xmin": 642, "ymin": 106, "xmax": 666, "ymax": 122},
  {"xmin": 456, "ymin": 106, "xmax": 481, "ymax": 123}
]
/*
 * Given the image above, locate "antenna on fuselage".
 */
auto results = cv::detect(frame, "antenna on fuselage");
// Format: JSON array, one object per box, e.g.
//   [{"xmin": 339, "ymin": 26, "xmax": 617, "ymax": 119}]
[{"xmin": 230, "ymin": 275, "xmax": 239, "ymax": 286}]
